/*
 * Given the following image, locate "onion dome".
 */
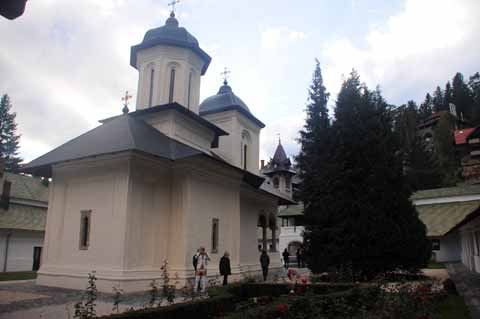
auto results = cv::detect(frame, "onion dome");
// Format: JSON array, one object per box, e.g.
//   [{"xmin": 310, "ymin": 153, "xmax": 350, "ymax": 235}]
[
  {"xmin": 199, "ymin": 80, "xmax": 265, "ymax": 128},
  {"xmin": 130, "ymin": 12, "xmax": 211, "ymax": 75}
]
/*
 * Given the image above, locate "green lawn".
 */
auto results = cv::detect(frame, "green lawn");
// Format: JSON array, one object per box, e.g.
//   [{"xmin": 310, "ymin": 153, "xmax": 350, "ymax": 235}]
[
  {"xmin": 437, "ymin": 295, "xmax": 471, "ymax": 319},
  {"xmin": 427, "ymin": 261, "xmax": 446, "ymax": 269},
  {"xmin": 0, "ymin": 271, "xmax": 37, "ymax": 281}
]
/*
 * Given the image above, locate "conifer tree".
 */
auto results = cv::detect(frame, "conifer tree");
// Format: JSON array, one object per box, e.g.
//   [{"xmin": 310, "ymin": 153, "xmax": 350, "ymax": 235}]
[
  {"xmin": 469, "ymin": 73, "xmax": 480, "ymax": 125},
  {"xmin": 451, "ymin": 72, "xmax": 473, "ymax": 119},
  {"xmin": 418, "ymin": 93, "xmax": 433, "ymax": 121},
  {"xmin": 0, "ymin": 94, "xmax": 22, "ymax": 171},
  {"xmin": 444, "ymin": 81, "xmax": 453, "ymax": 111},
  {"xmin": 433, "ymin": 86, "xmax": 444, "ymax": 112},
  {"xmin": 433, "ymin": 112, "xmax": 459, "ymax": 186},
  {"xmin": 299, "ymin": 70, "xmax": 430, "ymax": 279}
]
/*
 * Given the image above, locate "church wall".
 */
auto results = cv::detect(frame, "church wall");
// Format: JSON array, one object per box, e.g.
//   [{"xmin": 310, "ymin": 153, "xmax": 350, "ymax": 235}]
[
  {"xmin": 202, "ymin": 111, "xmax": 236, "ymax": 163},
  {"xmin": 135, "ymin": 46, "xmax": 204, "ymax": 112},
  {"xmin": 37, "ymin": 156, "xmax": 131, "ymax": 289}
]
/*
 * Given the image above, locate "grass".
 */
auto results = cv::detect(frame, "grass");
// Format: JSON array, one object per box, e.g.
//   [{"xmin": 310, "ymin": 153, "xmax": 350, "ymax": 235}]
[
  {"xmin": 437, "ymin": 295, "xmax": 471, "ymax": 319},
  {"xmin": 0, "ymin": 271, "xmax": 37, "ymax": 281},
  {"xmin": 427, "ymin": 261, "xmax": 446, "ymax": 269}
]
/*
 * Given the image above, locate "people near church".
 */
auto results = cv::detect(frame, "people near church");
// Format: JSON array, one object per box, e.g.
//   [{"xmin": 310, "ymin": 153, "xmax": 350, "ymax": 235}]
[
  {"xmin": 193, "ymin": 248, "xmax": 200, "ymax": 272},
  {"xmin": 219, "ymin": 251, "xmax": 231, "ymax": 286},
  {"xmin": 260, "ymin": 250, "xmax": 270, "ymax": 282},
  {"xmin": 296, "ymin": 248, "xmax": 303, "ymax": 268},
  {"xmin": 282, "ymin": 248, "xmax": 290, "ymax": 269},
  {"xmin": 194, "ymin": 247, "xmax": 210, "ymax": 293}
]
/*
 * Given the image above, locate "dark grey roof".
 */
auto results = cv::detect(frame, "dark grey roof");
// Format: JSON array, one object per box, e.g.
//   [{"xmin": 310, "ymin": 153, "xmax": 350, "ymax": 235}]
[
  {"xmin": 199, "ymin": 81, "xmax": 265, "ymax": 128},
  {"xmin": 262, "ymin": 141, "xmax": 294, "ymax": 176},
  {"xmin": 130, "ymin": 13, "xmax": 211, "ymax": 75},
  {"xmin": 22, "ymin": 115, "xmax": 203, "ymax": 177}
]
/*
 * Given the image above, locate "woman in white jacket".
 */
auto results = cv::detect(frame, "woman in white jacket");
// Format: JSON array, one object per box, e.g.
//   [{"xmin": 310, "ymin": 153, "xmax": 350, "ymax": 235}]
[{"xmin": 194, "ymin": 246, "xmax": 210, "ymax": 293}]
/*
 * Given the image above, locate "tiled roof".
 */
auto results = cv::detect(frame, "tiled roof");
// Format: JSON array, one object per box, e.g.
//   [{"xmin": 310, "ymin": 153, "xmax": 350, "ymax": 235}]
[
  {"xmin": 5, "ymin": 172, "xmax": 49, "ymax": 203},
  {"xmin": 411, "ymin": 185, "xmax": 480, "ymax": 200},
  {"xmin": 278, "ymin": 204, "xmax": 304, "ymax": 217},
  {"xmin": 454, "ymin": 128, "xmax": 476, "ymax": 145},
  {"xmin": 0, "ymin": 203, "xmax": 47, "ymax": 231},
  {"xmin": 416, "ymin": 200, "xmax": 480, "ymax": 236}
]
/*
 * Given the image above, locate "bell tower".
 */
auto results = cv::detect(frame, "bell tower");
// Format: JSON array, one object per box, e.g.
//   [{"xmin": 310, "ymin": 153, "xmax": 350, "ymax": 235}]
[{"xmin": 130, "ymin": 10, "xmax": 211, "ymax": 113}]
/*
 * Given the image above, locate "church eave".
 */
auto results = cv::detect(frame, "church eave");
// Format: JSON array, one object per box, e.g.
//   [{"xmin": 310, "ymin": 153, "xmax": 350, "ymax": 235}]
[
  {"xmin": 200, "ymin": 105, "xmax": 265, "ymax": 128},
  {"xmin": 130, "ymin": 40, "xmax": 211, "ymax": 75}
]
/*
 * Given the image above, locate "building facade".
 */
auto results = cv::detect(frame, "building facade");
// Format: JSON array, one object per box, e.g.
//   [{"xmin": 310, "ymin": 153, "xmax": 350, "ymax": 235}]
[{"xmin": 23, "ymin": 12, "xmax": 292, "ymax": 292}]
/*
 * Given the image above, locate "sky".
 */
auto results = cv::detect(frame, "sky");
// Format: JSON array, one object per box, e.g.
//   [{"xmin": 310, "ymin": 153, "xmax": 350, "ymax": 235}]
[{"xmin": 0, "ymin": 0, "xmax": 479, "ymax": 164}]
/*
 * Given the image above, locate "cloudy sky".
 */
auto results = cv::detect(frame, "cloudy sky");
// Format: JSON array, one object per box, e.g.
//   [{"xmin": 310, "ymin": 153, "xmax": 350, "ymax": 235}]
[{"xmin": 0, "ymin": 0, "xmax": 479, "ymax": 164}]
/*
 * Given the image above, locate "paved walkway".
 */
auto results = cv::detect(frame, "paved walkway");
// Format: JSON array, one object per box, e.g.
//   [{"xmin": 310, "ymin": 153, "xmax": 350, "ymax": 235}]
[{"xmin": 446, "ymin": 263, "xmax": 480, "ymax": 319}]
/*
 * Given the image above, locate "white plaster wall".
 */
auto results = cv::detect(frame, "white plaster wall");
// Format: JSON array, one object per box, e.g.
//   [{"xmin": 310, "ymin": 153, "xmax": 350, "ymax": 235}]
[
  {"xmin": 0, "ymin": 230, "xmax": 44, "ymax": 272},
  {"xmin": 432, "ymin": 233, "xmax": 461, "ymax": 262},
  {"xmin": 141, "ymin": 110, "xmax": 215, "ymax": 153},
  {"xmin": 203, "ymin": 111, "xmax": 261, "ymax": 174},
  {"xmin": 134, "ymin": 46, "xmax": 205, "ymax": 113},
  {"xmin": 459, "ymin": 215, "xmax": 480, "ymax": 273},
  {"xmin": 279, "ymin": 226, "xmax": 304, "ymax": 256}
]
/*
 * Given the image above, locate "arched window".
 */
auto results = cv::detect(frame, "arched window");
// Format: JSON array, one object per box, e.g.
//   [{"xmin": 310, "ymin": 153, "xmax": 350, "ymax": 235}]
[
  {"xmin": 273, "ymin": 177, "xmax": 279, "ymax": 189},
  {"xmin": 187, "ymin": 72, "xmax": 193, "ymax": 109},
  {"xmin": 168, "ymin": 68, "xmax": 176, "ymax": 103},
  {"xmin": 79, "ymin": 210, "xmax": 91, "ymax": 250},
  {"xmin": 148, "ymin": 68, "xmax": 155, "ymax": 107},
  {"xmin": 241, "ymin": 130, "xmax": 251, "ymax": 170}
]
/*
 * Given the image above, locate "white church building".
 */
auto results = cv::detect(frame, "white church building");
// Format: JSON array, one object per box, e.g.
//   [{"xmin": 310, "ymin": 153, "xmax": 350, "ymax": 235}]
[{"xmin": 23, "ymin": 11, "xmax": 293, "ymax": 292}]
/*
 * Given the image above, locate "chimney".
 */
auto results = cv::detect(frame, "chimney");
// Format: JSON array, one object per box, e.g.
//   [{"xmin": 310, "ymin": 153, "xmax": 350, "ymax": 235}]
[{"xmin": 261, "ymin": 160, "xmax": 265, "ymax": 169}]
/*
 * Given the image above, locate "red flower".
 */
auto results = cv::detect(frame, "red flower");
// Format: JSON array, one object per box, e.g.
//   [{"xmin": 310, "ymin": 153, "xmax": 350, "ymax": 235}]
[{"xmin": 277, "ymin": 303, "xmax": 289, "ymax": 314}]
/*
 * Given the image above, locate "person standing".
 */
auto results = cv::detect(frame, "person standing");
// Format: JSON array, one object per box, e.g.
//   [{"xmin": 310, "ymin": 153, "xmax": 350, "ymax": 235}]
[
  {"xmin": 193, "ymin": 249, "xmax": 199, "ymax": 272},
  {"xmin": 282, "ymin": 248, "xmax": 290, "ymax": 269},
  {"xmin": 219, "ymin": 251, "xmax": 231, "ymax": 286},
  {"xmin": 260, "ymin": 250, "xmax": 270, "ymax": 281},
  {"xmin": 296, "ymin": 248, "xmax": 301, "ymax": 268},
  {"xmin": 194, "ymin": 247, "xmax": 210, "ymax": 293}
]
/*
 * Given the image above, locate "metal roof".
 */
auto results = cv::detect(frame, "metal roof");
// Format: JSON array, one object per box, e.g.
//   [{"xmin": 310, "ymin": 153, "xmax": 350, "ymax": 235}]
[
  {"xmin": 416, "ymin": 200, "xmax": 480, "ymax": 236},
  {"xmin": 278, "ymin": 204, "xmax": 304, "ymax": 217},
  {"xmin": 22, "ymin": 115, "xmax": 204, "ymax": 177},
  {"xmin": 411, "ymin": 185, "xmax": 480, "ymax": 200},
  {"xmin": 130, "ymin": 13, "xmax": 211, "ymax": 75},
  {"xmin": 0, "ymin": 204, "xmax": 46, "ymax": 231}
]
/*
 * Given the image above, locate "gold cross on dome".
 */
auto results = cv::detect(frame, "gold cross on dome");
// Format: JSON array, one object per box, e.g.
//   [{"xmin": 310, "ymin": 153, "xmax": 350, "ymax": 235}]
[
  {"xmin": 168, "ymin": 0, "xmax": 180, "ymax": 14},
  {"xmin": 220, "ymin": 67, "xmax": 231, "ymax": 83},
  {"xmin": 121, "ymin": 90, "xmax": 132, "ymax": 107}
]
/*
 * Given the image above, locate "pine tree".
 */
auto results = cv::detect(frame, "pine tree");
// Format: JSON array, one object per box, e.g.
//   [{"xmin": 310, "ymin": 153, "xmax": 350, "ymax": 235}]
[
  {"xmin": 433, "ymin": 112, "xmax": 459, "ymax": 186},
  {"xmin": 444, "ymin": 81, "xmax": 453, "ymax": 111},
  {"xmin": 0, "ymin": 94, "xmax": 22, "ymax": 171},
  {"xmin": 418, "ymin": 93, "xmax": 433, "ymax": 121},
  {"xmin": 469, "ymin": 73, "xmax": 480, "ymax": 125},
  {"xmin": 432, "ymin": 86, "xmax": 444, "ymax": 112},
  {"xmin": 451, "ymin": 72, "xmax": 473, "ymax": 119},
  {"xmin": 405, "ymin": 137, "xmax": 443, "ymax": 190},
  {"xmin": 299, "ymin": 70, "xmax": 430, "ymax": 279}
]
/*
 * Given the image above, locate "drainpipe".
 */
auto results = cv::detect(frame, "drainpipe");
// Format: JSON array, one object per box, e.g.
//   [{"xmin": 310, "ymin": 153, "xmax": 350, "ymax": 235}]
[{"xmin": 3, "ymin": 231, "xmax": 11, "ymax": 272}]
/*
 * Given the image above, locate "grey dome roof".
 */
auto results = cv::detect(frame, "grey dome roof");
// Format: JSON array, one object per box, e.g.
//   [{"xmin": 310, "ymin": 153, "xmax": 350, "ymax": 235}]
[
  {"xmin": 130, "ymin": 13, "xmax": 211, "ymax": 75},
  {"xmin": 199, "ymin": 81, "xmax": 250, "ymax": 113},
  {"xmin": 199, "ymin": 81, "xmax": 265, "ymax": 128}
]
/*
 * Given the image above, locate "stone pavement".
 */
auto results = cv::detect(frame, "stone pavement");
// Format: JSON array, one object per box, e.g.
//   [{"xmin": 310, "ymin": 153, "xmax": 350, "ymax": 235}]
[{"xmin": 446, "ymin": 263, "xmax": 480, "ymax": 319}]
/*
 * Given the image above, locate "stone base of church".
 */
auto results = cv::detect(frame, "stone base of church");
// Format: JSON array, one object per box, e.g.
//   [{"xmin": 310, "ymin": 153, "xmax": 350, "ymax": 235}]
[{"xmin": 36, "ymin": 264, "xmax": 285, "ymax": 293}]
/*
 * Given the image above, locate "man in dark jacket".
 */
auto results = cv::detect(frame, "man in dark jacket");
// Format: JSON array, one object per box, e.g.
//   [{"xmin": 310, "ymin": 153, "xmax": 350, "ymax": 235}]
[
  {"xmin": 260, "ymin": 250, "xmax": 270, "ymax": 281},
  {"xmin": 282, "ymin": 249, "xmax": 290, "ymax": 269},
  {"xmin": 219, "ymin": 251, "xmax": 231, "ymax": 286},
  {"xmin": 193, "ymin": 249, "xmax": 199, "ymax": 272}
]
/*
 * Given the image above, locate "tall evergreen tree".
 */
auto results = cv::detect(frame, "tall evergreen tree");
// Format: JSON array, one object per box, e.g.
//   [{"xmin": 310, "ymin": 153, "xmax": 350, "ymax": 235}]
[
  {"xmin": 451, "ymin": 72, "xmax": 473, "ymax": 119},
  {"xmin": 405, "ymin": 137, "xmax": 443, "ymax": 190},
  {"xmin": 469, "ymin": 73, "xmax": 480, "ymax": 125},
  {"xmin": 432, "ymin": 86, "xmax": 444, "ymax": 112},
  {"xmin": 444, "ymin": 81, "xmax": 453, "ymax": 111},
  {"xmin": 418, "ymin": 93, "xmax": 433, "ymax": 121},
  {"xmin": 299, "ymin": 71, "xmax": 430, "ymax": 279},
  {"xmin": 433, "ymin": 112, "xmax": 459, "ymax": 186},
  {"xmin": 0, "ymin": 94, "xmax": 22, "ymax": 171}
]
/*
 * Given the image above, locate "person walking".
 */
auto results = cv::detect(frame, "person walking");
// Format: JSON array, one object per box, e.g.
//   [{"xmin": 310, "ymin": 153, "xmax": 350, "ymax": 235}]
[
  {"xmin": 219, "ymin": 251, "xmax": 231, "ymax": 286},
  {"xmin": 296, "ymin": 248, "xmax": 301, "ymax": 268},
  {"xmin": 193, "ymin": 249, "xmax": 199, "ymax": 272},
  {"xmin": 194, "ymin": 247, "xmax": 210, "ymax": 293},
  {"xmin": 260, "ymin": 250, "xmax": 270, "ymax": 281},
  {"xmin": 282, "ymin": 248, "xmax": 290, "ymax": 269}
]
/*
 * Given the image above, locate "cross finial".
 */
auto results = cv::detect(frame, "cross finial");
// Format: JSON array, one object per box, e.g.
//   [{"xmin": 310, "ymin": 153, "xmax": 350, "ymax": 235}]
[
  {"xmin": 276, "ymin": 133, "xmax": 281, "ymax": 145},
  {"xmin": 121, "ymin": 90, "xmax": 133, "ymax": 114},
  {"xmin": 168, "ymin": 0, "xmax": 180, "ymax": 15},
  {"xmin": 220, "ymin": 67, "xmax": 231, "ymax": 85}
]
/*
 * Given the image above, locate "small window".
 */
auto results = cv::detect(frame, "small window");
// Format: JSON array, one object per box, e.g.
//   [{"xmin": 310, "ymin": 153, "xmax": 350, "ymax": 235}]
[
  {"xmin": 273, "ymin": 177, "xmax": 279, "ymax": 189},
  {"xmin": 169, "ymin": 68, "xmax": 176, "ymax": 103},
  {"xmin": 79, "ymin": 210, "xmax": 91, "ymax": 250},
  {"xmin": 148, "ymin": 68, "xmax": 155, "ymax": 107},
  {"xmin": 187, "ymin": 72, "xmax": 193, "ymax": 109},
  {"xmin": 431, "ymin": 239, "xmax": 440, "ymax": 251},
  {"xmin": 211, "ymin": 218, "xmax": 219, "ymax": 253},
  {"xmin": 243, "ymin": 144, "xmax": 248, "ymax": 170}
]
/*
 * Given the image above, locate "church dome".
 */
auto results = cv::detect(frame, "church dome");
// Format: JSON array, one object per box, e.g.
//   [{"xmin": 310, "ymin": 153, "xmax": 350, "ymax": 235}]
[
  {"xmin": 199, "ymin": 81, "xmax": 251, "ymax": 114},
  {"xmin": 130, "ymin": 12, "xmax": 211, "ymax": 75}
]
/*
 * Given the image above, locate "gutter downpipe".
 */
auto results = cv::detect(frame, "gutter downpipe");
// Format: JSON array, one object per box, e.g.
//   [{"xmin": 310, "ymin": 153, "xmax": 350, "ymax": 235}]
[{"xmin": 3, "ymin": 231, "xmax": 11, "ymax": 272}]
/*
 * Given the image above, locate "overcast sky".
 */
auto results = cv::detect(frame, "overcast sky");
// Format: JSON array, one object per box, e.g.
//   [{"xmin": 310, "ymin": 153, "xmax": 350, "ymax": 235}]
[{"xmin": 1, "ymin": 0, "xmax": 479, "ymax": 164}]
